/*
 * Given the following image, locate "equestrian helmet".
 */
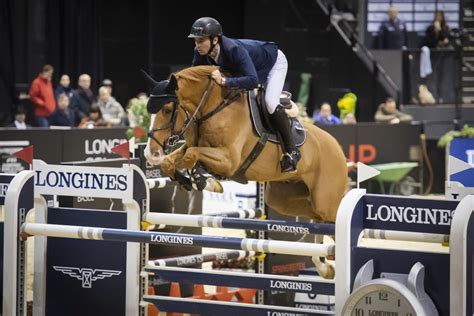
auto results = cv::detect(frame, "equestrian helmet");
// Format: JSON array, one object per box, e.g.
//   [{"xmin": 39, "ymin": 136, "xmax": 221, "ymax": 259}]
[{"xmin": 188, "ymin": 17, "xmax": 223, "ymax": 38}]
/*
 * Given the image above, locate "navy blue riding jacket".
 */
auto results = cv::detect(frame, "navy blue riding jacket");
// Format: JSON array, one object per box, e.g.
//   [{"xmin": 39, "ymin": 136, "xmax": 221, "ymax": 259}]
[{"xmin": 192, "ymin": 35, "xmax": 278, "ymax": 90}]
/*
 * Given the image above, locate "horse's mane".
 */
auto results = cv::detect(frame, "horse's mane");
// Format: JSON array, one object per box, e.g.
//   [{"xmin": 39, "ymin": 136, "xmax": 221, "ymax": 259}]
[{"xmin": 175, "ymin": 65, "xmax": 219, "ymax": 83}]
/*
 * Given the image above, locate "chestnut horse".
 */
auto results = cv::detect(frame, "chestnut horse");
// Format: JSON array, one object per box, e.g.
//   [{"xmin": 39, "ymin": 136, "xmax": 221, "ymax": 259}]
[{"xmin": 144, "ymin": 66, "xmax": 347, "ymax": 278}]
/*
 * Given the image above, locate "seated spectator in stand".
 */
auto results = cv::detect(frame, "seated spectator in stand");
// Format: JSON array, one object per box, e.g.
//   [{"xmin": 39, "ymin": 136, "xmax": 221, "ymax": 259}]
[
  {"xmin": 79, "ymin": 105, "xmax": 111, "ymax": 128},
  {"xmin": 342, "ymin": 113, "xmax": 357, "ymax": 125},
  {"xmin": 29, "ymin": 64, "xmax": 56, "ymax": 127},
  {"xmin": 70, "ymin": 74, "xmax": 95, "ymax": 123},
  {"xmin": 96, "ymin": 86, "xmax": 125, "ymax": 126},
  {"xmin": 55, "ymin": 74, "xmax": 74, "ymax": 100},
  {"xmin": 137, "ymin": 92, "xmax": 148, "ymax": 103},
  {"xmin": 377, "ymin": 6, "xmax": 407, "ymax": 49},
  {"xmin": 6, "ymin": 107, "xmax": 30, "ymax": 129},
  {"xmin": 313, "ymin": 103, "xmax": 341, "ymax": 125},
  {"xmin": 101, "ymin": 78, "xmax": 113, "ymax": 94},
  {"xmin": 425, "ymin": 11, "xmax": 450, "ymax": 49},
  {"xmin": 374, "ymin": 98, "xmax": 413, "ymax": 124},
  {"xmin": 48, "ymin": 94, "xmax": 76, "ymax": 127}
]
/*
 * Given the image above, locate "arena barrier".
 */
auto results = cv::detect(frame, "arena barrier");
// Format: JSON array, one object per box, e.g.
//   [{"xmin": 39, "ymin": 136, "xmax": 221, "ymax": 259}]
[
  {"xmin": 3, "ymin": 160, "xmax": 148, "ymax": 316},
  {"xmin": 0, "ymin": 174, "xmax": 21, "ymax": 315},
  {"xmin": 4, "ymin": 160, "xmax": 474, "ymax": 316}
]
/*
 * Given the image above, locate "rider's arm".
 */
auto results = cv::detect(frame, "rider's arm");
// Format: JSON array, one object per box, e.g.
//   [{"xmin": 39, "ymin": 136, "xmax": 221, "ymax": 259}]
[{"xmin": 224, "ymin": 46, "xmax": 259, "ymax": 90}]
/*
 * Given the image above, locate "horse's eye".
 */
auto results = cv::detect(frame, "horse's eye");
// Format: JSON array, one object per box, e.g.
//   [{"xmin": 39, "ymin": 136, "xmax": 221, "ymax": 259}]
[{"xmin": 163, "ymin": 108, "xmax": 173, "ymax": 115}]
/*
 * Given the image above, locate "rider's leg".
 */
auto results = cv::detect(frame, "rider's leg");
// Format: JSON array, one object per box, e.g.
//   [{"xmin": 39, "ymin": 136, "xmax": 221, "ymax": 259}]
[{"xmin": 265, "ymin": 50, "xmax": 301, "ymax": 172}]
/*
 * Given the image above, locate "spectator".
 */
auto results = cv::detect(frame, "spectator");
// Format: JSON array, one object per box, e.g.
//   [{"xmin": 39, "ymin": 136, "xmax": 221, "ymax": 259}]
[
  {"xmin": 378, "ymin": 6, "xmax": 408, "ymax": 49},
  {"xmin": 55, "ymin": 74, "xmax": 74, "ymax": 100},
  {"xmin": 342, "ymin": 113, "xmax": 357, "ymax": 125},
  {"xmin": 101, "ymin": 78, "xmax": 113, "ymax": 94},
  {"xmin": 374, "ymin": 98, "xmax": 413, "ymax": 124},
  {"xmin": 48, "ymin": 94, "xmax": 76, "ymax": 127},
  {"xmin": 6, "ymin": 107, "xmax": 30, "ymax": 129},
  {"xmin": 425, "ymin": 11, "xmax": 450, "ymax": 49},
  {"xmin": 96, "ymin": 86, "xmax": 125, "ymax": 126},
  {"xmin": 137, "ymin": 92, "xmax": 148, "ymax": 103},
  {"xmin": 70, "ymin": 74, "xmax": 95, "ymax": 123},
  {"xmin": 28, "ymin": 64, "xmax": 56, "ymax": 127},
  {"xmin": 313, "ymin": 103, "xmax": 341, "ymax": 125},
  {"xmin": 79, "ymin": 105, "xmax": 111, "ymax": 128}
]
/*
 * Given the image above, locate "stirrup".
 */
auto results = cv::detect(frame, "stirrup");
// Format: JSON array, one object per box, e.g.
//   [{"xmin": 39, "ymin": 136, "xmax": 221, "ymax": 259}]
[{"xmin": 280, "ymin": 151, "xmax": 301, "ymax": 173}]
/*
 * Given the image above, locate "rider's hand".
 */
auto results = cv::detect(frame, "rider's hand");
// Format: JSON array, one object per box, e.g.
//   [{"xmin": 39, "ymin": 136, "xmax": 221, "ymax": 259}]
[{"xmin": 211, "ymin": 70, "xmax": 225, "ymax": 86}]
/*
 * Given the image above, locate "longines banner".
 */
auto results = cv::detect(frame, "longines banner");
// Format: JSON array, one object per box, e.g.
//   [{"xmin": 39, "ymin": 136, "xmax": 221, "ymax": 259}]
[{"xmin": 0, "ymin": 128, "xmax": 128, "ymax": 171}]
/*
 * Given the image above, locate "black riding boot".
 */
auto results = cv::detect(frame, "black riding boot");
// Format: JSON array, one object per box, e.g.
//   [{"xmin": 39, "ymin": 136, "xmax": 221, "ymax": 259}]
[{"xmin": 269, "ymin": 105, "xmax": 301, "ymax": 173}]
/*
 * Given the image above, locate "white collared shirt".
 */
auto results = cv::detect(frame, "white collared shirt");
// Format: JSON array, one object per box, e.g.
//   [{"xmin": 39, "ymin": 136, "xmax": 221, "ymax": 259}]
[{"xmin": 14, "ymin": 121, "xmax": 27, "ymax": 129}]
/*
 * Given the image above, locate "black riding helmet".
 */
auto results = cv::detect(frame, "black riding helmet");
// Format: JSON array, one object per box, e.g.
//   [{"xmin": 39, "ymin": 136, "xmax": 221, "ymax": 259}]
[{"xmin": 188, "ymin": 17, "xmax": 223, "ymax": 39}]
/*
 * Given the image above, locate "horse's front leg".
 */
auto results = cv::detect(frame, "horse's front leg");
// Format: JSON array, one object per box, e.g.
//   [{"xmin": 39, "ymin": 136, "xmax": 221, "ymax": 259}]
[
  {"xmin": 180, "ymin": 146, "xmax": 240, "ymax": 193},
  {"xmin": 159, "ymin": 144, "xmax": 188, "ymax": 177},
  {"xmin": 181, "ymin": 146, "xmax": 240, "ymax": 177}
]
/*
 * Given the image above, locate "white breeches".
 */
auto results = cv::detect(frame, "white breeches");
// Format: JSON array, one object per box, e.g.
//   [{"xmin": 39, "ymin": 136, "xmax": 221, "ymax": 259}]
[{"xmin": 264, "ymin": 50, "xmax": 288, "ymax": 114}]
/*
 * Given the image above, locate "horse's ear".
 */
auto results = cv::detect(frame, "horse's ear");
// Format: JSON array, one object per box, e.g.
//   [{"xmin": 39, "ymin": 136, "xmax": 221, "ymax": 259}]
[
  {"xmin": 168, "ymin": 74, "xmax": 178, "ymax": 92},
  {"xmin": 140, "ymin": 69, "xmax": 159, "ymax": 94}
]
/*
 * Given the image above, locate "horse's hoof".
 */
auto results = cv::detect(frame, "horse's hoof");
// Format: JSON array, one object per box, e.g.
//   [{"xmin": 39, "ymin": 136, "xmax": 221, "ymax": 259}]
[
  {"xmin": 312, "ymin": 256, "xmax": 335, "ymax": 279},
  {"xmin": 322, "ymin": 265, "xmax": 335, "ymax": 279},
  {"xmin": 204, "ymin": 178, "xmax": 224, "ymax": 193}
]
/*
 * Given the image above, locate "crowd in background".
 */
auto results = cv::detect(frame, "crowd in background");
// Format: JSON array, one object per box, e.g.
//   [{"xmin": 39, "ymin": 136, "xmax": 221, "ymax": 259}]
[
  {"xmin": 5, "ymin": 64, "xmax": 148, "ymax": 130},
  {"xmin": 378, "ymin": 6, "xmax": 453, "ymax": 105},
  {"xmin": 5, "ymin": 61, "xmax": 416, "ymax": 130}
]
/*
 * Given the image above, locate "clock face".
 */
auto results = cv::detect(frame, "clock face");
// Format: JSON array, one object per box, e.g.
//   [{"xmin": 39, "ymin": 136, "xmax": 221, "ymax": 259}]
[{"xmin": 343, "ymin": 281, "xmax": 422, "ymax": 316}]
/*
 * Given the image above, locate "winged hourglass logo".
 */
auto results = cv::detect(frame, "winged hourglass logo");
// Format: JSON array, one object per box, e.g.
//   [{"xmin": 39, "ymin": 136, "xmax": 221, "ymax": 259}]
[{"xmin": 53, "ymin": 266, "xmax": 122, "ymax": 288}]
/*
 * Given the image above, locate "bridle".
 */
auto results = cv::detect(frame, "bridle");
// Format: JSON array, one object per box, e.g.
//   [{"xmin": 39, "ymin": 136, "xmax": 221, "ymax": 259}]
[{"xmin": 148, "ymin": 77, "xmax": 242, "ymax": 154}]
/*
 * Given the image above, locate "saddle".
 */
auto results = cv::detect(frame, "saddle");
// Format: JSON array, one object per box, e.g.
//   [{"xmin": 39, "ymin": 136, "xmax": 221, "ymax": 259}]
[{"xmin": 248, "ymin": 89, "xmax": 306, "ymax": 147}]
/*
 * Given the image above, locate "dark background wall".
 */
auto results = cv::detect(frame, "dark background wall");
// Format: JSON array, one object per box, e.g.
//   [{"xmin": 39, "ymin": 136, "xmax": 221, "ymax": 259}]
[{"xmin": 0, "ymin": 0, "xmax": 387, "ymax": 126}]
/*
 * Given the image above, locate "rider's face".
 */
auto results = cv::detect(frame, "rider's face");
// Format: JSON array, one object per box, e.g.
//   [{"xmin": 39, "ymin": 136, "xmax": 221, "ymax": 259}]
[{"xmin": 194, "ymin": 37, "xmax": 212, "ymax": 55}]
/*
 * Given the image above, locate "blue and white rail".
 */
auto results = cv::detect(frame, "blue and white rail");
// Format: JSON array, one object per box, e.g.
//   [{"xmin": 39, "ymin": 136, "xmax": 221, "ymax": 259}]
[
  {"xmin": 144, "ymin": 212, "xmax": 335, "ymax": 235},
  {"xmin": 146, "ymin": 266, "xmax": 335, "ymax": 295},
  {"xmin": 141, "ymin": 296, "xmax": 334, "ymax": 316},
  {"xmin": 21, "ymin": 223, "xmax": 335, "ymax": 257},
  {"xmin": 149, "ymin": 250, "xmax": 254, "ymax": 267}
]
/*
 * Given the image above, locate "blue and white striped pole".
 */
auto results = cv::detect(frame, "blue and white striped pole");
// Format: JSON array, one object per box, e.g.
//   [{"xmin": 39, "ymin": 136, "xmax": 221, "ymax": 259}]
[
  {"xmin": 21, "ymin": 223, "xmax": 335, "ymax": 257},
  {"xmin": 206, "ymin": 208, "xmax": 264, "ymax": 219},
  {"xmin": 149, "ymin": 250, "xmax": 254, "ymax": 267},
  {"xmin": 144, "ymin": 213, "xmax": 335, "ymax": 235},
  {"xmin": 147, "ymin": 178, "xmax": 174, "ymax": 189}
]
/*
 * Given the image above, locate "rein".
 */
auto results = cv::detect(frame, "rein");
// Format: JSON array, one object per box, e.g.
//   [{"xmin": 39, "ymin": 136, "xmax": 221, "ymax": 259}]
[{"xmin": 149, "ymin": 77, "xmax": 242, "ymax": 153}]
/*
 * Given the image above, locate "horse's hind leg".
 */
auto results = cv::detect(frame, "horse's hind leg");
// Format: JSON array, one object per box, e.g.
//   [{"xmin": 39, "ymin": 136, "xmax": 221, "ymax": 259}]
[
  {"xmin": 302, "ymin": 171, "xmax": 345, "ymax": 280},
  {"xmin": 265, "ymin": 181, "xmax": 317, "ymax": 220}
]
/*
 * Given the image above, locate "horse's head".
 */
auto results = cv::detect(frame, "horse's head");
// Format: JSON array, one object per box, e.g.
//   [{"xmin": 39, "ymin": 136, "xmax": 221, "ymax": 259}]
[
  {"xmin": 143, "ymin": 73, "xmax": 185, "ymax": 165},
  {"xmin": 144, "ymin": 66, "xmax": 222, "ymax": 166}
]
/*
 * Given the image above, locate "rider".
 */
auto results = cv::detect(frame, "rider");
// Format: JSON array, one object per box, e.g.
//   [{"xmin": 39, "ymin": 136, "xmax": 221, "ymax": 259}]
[{"xmin": 188, "ymin": 17, "xmax": 301, "ymax": 173}]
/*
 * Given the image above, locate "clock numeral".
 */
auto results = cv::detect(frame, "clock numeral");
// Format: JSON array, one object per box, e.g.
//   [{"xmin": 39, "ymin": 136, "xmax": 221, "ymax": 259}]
[
  {"xmin": 355, "ymin": 308, "xmax": 364, "ymax": 316},
  {"xmin": 378, "ymin": 291, "xmax": 388, "ymax": 301},
  {"xmin": 365, "ymin": 296, "xmax": 372, "ymax": 305}
]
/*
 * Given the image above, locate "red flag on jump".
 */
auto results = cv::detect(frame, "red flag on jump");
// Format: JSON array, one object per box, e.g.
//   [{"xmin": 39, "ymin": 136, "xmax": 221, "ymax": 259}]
[
  {"xmin": 134, "ymin": 126, "xmax": 146, "ymax": 139},
  {"xmin": 15, "ymin": 145, "xmax": 34, "ymax": 165},
  {"xmin": 111, "ymin": 142, "xmax": 130, "ymax": 160}
]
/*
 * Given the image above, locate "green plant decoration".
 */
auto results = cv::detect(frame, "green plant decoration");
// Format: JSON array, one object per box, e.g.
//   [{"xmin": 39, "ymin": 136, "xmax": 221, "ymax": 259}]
[
  {"xmin": 126, "ymin": 98, "xmax": 150, "ymax": 143},
  {"xmin": 437, "ymin": 124, "xmax": 474, "ymax": 148}
]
